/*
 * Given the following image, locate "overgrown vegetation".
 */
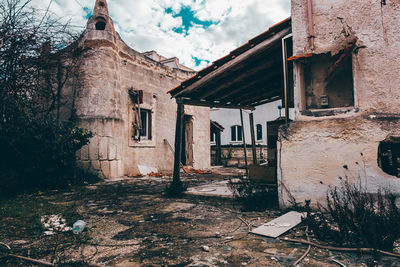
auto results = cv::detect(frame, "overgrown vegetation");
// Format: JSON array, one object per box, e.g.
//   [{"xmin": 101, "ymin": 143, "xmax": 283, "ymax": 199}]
[
  {"xmin": 229, "ymin": 178, "xmax": 278, "ymax": 211},
  {"xmin": 305, "ymin": 180, "xmax": 400, "ymax": 251},
  {"xmin": 0, "ymin": 0, "xmax": 98, "ymax": 197}
]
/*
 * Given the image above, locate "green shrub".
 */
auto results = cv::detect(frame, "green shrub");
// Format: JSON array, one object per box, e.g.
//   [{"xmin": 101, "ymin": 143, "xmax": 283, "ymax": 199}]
[
  {"xmin": 228, "ymin": 179, "xmax": 278, "ymax": 211},
  {"xmin": 0, "ymin": 112, "xmax": 95, "ymax": 197}
]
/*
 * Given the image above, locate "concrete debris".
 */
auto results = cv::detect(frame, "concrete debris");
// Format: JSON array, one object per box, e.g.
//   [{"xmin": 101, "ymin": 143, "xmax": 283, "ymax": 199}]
[
  {"xmin": 251, "ymin": 211, "xmax": 305, "ymax": 238},
  {"xmin": 137, "ymin": 165, "xmax": 158, "ymax": 176},
  {"xmin": 41, "ymin": 214, "xmax": 72, "ymax": 235},
  {"xmin": 202, "ymin": 245, "xmax": 210, "ymax": 252}
]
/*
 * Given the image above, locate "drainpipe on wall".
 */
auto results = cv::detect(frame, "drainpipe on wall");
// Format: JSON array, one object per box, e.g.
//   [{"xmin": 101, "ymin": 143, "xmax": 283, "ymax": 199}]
[
  {"xmin": 307, "ymin": 0, "xmax": 315, "ymax": 50},
  {"xmin": 282, "ymin": 33, "xmax": 293, "ymax": 124}
]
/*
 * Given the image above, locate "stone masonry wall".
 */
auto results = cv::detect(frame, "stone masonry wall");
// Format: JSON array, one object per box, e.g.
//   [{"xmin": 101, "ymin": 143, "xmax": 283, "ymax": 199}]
[{"xmin": 73, "ymin": 27, "xmax": 210, "ymax": 178}]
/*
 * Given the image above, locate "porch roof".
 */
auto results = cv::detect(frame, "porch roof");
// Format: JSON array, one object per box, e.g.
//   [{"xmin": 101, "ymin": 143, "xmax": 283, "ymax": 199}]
[{"xmin": 168, "ymin": 18, "xmax": 291, "ymax": 110}]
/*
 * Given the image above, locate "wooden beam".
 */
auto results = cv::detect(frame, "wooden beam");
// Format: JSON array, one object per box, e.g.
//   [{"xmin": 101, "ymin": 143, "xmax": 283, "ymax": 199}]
[
  {"xmin": 249, "ymin": 113, "xmax": 257, "ymax": 165},
  {"xmin": 240, "ymin": 109, "xmax": 248, "ymax": 176},
  {"xmin": 213, "ymin": 69, "xmax": 283, "ymax": 102},
  {"xmin": 195, "ymin": 55, "xmax": 283, "ymax": 100},
  {"xmin": 228, "ymin": 80, "xmax": 282, "ymax": 104},
  {"xmin": 176, "ymin": 98, "xmax": 255, "ymax": 110},
  {"xmin": 173, "ymin": 27, "xmax": 291, "ymax": 98},
  {"xmin": 173, "ymin": 103, "xmax": 184, "ymax": 184}
]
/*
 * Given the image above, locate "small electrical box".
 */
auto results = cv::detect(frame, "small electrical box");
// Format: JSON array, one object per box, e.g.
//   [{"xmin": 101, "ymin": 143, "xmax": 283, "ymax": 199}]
[{"xmin": 320, "ymin": 95, "xmax": 329, "ymax": 108}]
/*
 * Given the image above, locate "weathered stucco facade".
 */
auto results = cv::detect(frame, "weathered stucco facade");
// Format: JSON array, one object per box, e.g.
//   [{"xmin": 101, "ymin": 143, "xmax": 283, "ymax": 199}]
[
  {"xmin": 279, "ymin": 0, "xmax": 400, "ymax": 207},
  {"xmin": 64, "ymin": 0, "xmax": 210, "ymax": 178}
]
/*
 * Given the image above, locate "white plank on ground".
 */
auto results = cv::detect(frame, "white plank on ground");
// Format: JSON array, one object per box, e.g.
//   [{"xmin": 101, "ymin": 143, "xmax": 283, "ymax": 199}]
[{"xmin": 251, "ymin": 211, "xmax": 306, "ymax": 238}]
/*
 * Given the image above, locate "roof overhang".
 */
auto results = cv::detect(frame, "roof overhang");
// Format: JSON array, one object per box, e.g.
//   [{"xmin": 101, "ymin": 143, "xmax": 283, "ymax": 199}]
[{"xmin": 169, "ymin": 18, "xmax": 291, "ymax": 109}]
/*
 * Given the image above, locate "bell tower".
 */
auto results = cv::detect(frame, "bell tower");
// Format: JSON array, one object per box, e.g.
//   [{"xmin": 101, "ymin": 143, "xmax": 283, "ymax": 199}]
[{"xmin": 86, "ymin": 0, "xmax": 116, "ymax": 35}]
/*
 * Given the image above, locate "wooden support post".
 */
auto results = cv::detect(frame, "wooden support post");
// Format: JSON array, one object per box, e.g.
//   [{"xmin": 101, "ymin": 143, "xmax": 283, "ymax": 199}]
[
  {"xmin": 173, "ymin": 103, "xmax": 185, "ymax": 184},
  {"xmin": 240, "ymin": 109, "xmax": 248, "ymax": 176},
  {"xmin": 249, "ymin": 112, "xmax": 258, "ymax": 165},
  {"xmin": 216, "ymin": 131, "xmax": 222, "ymax": 165}
]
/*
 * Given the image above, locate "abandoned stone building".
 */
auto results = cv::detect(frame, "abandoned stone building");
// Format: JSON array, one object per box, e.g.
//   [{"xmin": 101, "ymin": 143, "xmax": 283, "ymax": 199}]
[
  {"xmin": 60, "ymin": 0, "xmax": 210, "ymax": 178},
  {"xmin": 169, "ymin": 0, "xmax": 400, "ymax": 207}
]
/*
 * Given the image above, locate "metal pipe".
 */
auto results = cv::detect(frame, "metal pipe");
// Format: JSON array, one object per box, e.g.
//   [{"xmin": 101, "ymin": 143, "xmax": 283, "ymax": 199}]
[
  {"xmin": 307, "ymin": 0, "xmax": 315, "ymax": 50},
  {"xmin": 282, "ymin": 33, "xmax": 293, "ymax": 124}
]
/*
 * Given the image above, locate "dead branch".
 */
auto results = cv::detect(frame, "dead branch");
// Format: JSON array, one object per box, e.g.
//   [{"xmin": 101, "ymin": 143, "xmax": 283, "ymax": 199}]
[
  {"xmin": 292, "ymin": 226, "xmax": 311, "ymax": 266},
  {"xmin": 281, "ymin": 237, "xmax": 400, "ymax": 258}
]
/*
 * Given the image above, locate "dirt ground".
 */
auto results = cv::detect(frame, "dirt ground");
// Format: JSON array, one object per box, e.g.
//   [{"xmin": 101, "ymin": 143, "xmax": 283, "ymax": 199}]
[{"xmin": 1, "ymin": 167, "xmax": 400, "ymax": 266}]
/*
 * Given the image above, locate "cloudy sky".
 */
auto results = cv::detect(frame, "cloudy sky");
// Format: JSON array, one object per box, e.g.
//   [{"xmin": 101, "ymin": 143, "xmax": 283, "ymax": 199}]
[{"xmin": 30, "ymin": 0, "xmax": 290, "ymax": 70}]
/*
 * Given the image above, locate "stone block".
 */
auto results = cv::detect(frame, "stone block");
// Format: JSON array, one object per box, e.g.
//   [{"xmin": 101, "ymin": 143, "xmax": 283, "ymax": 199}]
[
  {"xmin": 89, "ymin": 136, "xmax": 99, "ymax": 160},
  {"xmin": 99, "ymin": 138, "xmax": 108, "ymax": 160},
  {"xmin": 109, "ymin": 160, "xmax": 118, "ymax": 178},
  {"xmin": 91, "ymin": 160, "xmax": 101, "ymax": 170},
  {"xmin": 100, "ymin": 161, "xmax": 110, "ymax": 178},
  {"xmin": 108, "ymin": 141, "xmax": 116, "ymax": 160},
  {"xmin": 104, "ymin": 120, "xmax": 113, "ymax": 137},
  {"xmin": 80, "ymin": 145, "xmax": 89, "ymax": 161}
]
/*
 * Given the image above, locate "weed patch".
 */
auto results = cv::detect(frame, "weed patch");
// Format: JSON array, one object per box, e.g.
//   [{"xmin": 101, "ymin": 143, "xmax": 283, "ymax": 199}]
[
  {"xmin": 228, "ymin": 179, "xmax": 278, "ymax": 211},
  {"xmin": 304, "ymin": 181, "xmax": 400, "ymax": 251}
]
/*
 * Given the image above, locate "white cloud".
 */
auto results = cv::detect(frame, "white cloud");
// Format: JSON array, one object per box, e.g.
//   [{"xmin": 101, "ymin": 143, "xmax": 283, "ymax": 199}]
[{"xmin": 30, "ymin": 0, "xmax": 290, "ymax": 70}]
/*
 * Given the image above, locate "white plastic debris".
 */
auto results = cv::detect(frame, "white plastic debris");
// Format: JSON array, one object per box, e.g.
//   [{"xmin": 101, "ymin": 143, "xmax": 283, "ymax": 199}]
[
  {"xmin": 41, "ymin": 214, "xmax": 72, "ymax": 235},
  {"xmin": 72, "ymin": 220, "xmax": 86, "ymax": 234},
  {"xmin": 202, "ymin": 245, "xmax": 210, "ymax": 252}
]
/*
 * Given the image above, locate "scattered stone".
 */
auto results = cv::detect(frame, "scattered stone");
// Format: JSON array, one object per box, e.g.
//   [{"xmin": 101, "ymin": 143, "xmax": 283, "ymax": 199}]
[
  {"xmin": 202, "ymin": 245, "xmax": 210, "ymax": 252},
  {"xmin": 41, "ymin": 214, "xmax": 72, "ymax": 235}
]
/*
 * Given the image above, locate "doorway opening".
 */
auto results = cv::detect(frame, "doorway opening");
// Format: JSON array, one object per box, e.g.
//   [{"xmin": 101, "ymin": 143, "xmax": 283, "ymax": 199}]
[{"xmin": 181, "ymin": 115, "xmax": 194, "ymax": 166}]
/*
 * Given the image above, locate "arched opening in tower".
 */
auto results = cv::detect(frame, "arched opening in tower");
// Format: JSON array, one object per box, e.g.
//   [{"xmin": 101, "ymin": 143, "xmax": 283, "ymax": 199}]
[{"xmin": 95, "ymin": 17, "xmax": 106, "ymax": 30}]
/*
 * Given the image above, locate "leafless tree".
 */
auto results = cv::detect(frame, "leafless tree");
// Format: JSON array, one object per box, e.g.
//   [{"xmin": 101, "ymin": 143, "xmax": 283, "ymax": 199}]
[{"xmin": 0, "ymin": 0, "xmax": 82, "ymax": 126}]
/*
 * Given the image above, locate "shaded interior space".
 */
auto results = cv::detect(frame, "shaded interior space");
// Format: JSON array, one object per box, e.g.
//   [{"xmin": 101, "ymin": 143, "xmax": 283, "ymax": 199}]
[
  {"xmin": 210, "ymin": 120, "xmax": 224, "ymax": 166},
  {"xmin": 378, "ymin": 136, "xmax": 400, "ymax": 177},
  {"xmin": 294, "ymin": 42, "xmax": 356, "ymax": 114},
  {"xmin": 95, "ymin": 17, "xmax": 107, "ymax": 30}
]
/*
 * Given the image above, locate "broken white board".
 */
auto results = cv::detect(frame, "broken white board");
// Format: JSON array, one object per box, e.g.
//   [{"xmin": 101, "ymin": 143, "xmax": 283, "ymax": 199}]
[
  {"xmin": 251, "ymin": 211, "xmax": 305, "ymax": 238},
  {"xmin": 138, "ymin": 165, "xmax": 158, "ymax": 176}
]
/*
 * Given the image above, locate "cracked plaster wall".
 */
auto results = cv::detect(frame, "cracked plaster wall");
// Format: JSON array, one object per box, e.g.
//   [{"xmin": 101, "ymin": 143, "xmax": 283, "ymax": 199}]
[{"xmin": 279, "ymin": 0, "xmax": 400, "ymax": 207}]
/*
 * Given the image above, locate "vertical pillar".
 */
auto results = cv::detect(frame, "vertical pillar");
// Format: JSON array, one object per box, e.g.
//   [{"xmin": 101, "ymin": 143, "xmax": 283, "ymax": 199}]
[
  {"xmin": 215, "ymin": 131, "xmax": 222, "ymax": 165},
  {"xmin": 249, "ymin": 113, "xmax": 257, "ymax": 165},
  {"xmin": 173, "ymin": 103, "xmax": 184, "ymax": 183},
  {"xmin": 240, "ymin": 109, "xmax": 248, "ymax": 176}
]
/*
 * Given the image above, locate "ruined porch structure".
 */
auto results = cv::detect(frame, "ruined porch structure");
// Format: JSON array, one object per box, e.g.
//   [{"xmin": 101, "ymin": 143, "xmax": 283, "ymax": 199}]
[
  {"xmin": 170, "ymin": 0, "xmax": 400, "ymax": 208},
  {"xmin": 169, "ymin": 18, "xmax": 293, "ymax": 195}
]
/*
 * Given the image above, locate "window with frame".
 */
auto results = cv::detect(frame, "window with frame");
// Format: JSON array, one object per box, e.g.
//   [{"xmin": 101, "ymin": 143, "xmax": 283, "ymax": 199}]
[
  {"xmin": 231, "ymin": 125, "xmax": 242, "ymax": 142},
  {"xmin": 210, "ymin": 132, "xmax": 215, "ymax": 143},
  {"xmin": 134, "ymin": 109, "xmax": 152, "ymax": 141},
  {"xmin": 256, "ymin": 124, "xmax": 262, "ymax": 141}
]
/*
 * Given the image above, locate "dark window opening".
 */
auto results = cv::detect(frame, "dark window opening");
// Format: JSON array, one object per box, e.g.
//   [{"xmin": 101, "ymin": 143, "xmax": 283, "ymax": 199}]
[
  {"xmin": 256, "ymin": 124, "xmax": 263, "ymax": 141},
  {"xmin": 231, "ymin": 125, "xmax": 242, "ymax": 142},
  {"xmin": 134, "ymin": 109, "xmax": 152, "ymax": 140},
  {"xmin": 211, "ymin": 132, "xmax": 215, "ymax": 142},
  {"xmin": 95, "ymin": 17, "xmax": 106, "ymax": 30},
  {"xmin": 378, "ymin": 136, "xmax": 400, "ymax": 177},
  {"xmin": 99, "ymin": 1, "xmax": 105, "ymax": 7}
]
